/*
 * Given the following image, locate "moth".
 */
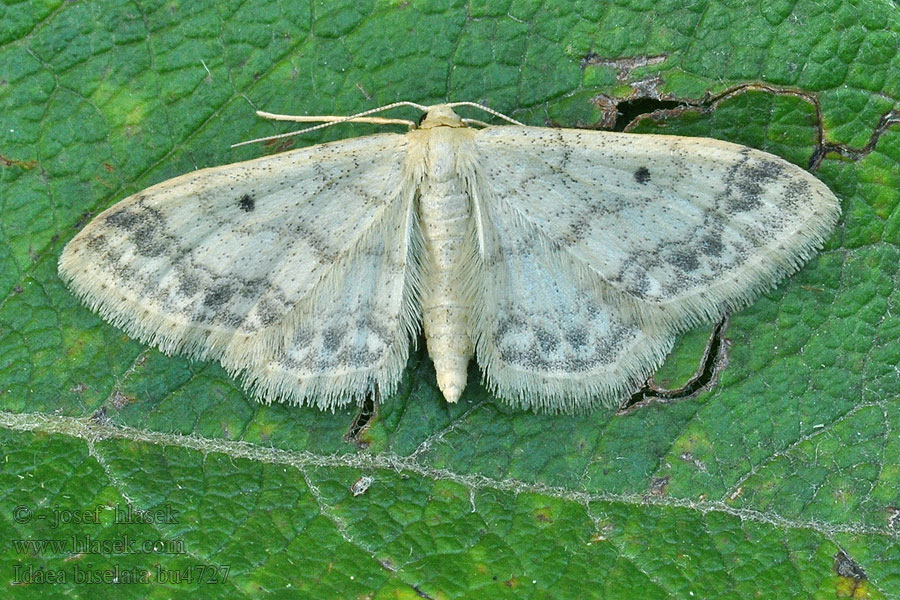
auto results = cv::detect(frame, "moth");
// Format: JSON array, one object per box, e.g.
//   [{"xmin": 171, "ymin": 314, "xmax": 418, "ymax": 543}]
[{"xmin": 59, "ymin": 102, "xmax": 840, "ymax": 412}]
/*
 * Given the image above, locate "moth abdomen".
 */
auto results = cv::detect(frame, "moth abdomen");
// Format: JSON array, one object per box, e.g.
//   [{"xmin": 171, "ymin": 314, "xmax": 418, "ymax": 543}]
[{"xmin": 418, "ymin": 131, "xmax": 478, "ymax": 403}]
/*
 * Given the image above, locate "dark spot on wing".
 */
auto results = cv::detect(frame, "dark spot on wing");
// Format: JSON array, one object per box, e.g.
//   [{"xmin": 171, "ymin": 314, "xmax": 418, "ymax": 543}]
[
  {"xmin": 346, "ymin": 347, "xmax": 380, "ymax": 368},
  {"xmin": 85, "ymin": 231, "xmax": 110, "ymax": 253},
  {"xmin": 103, "ymin": 197, "xmax": 167, "ymax": 256},
  {"xmin": 783, "ymin": 179, "xmax": 810, "ymax": 208},
  {"xmin": 176, "ymin": 271, "xmax": 200, "ymax": 297},
  {"xmin": 239, "ymin": 194, "xmax": 255, "ymax": 212},
  {"xmin": 322, "ymin": 328, "xmax": 345, "ymax": 352},
  {"xmin": 201, "ymin": 283, "xmax": 234, "ymax": 311},
  {"xmin": 293, "ymin": 327, "xmax": 314, "ymax": 350},
  {"xmin": 535, "ymin": 327, "xmax": 558, "ymax": 352},
  {"xmin": 618, "ymin": 263, "xmax": 652, "ymax": 298},
  {"xmin": 111, "ymin": 260, "xmax": 134, "ymax": 281},
  {"xmin": 746, "ymin": 158, "xmax": 786, "ymax": 182},
  {"xmin": 724, "ymin": 153, "xmax": 789, "ymax": 213},
  {"xmin": 668, "ymin": 248, "xmax": 700, "ymax": 272},
  {"xmin": 564, "ymin": 328, "xmax": 586, "ymax": 348},
  {"xmin": 104, "ymin": 207, "xmax": 141, "ymax": 230},
  {"xmin": 495, "ymin": 313, "xmax": 525, "ymax": 338},
  {"xmin": 255, "ymin": 297, "xmax": 284, "ymax": 327},
  {"xmin": 698, "ymin": 232, "xmax": 724, "ymax": 257},
  {"xmin": 634, "ymin": 166, "xmax": 650, "ymax": 184}
]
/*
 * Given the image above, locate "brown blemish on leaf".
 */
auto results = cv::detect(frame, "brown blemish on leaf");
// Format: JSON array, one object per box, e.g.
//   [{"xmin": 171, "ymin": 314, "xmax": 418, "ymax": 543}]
[
  {"xmin": 834, "ymin": 550, "xmax": 868, "ymax": 598},
  {"xmin": 581, "ymin": 53, "xmax": 668, "ymax": 82},
  {"xmin": 0, "ymin": 154, "xmax": 37, "ymax": 169},
  {"xmin": 649, "ymin": 476, "xmax": 669, "ymax": 497},
  {"xmin": 886, "ymin": 506, "xmax": 900, "ymax": 529},
  {"xmin": 590, "ymin": 95, "xmax": 619, "ymax": 128},
  {"xmin": 534, "ymin": 507, "xmax": 554, "ymax": 523},
  {"xmin": 110, "ymin": 389, "xmax": 135, "ymax": 409}
]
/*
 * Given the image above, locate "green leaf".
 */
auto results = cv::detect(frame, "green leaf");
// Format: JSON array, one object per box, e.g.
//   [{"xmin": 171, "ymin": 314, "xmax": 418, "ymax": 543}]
[{"xmin": 2, "ymin": 0, "xmax": 899, "ymax": 597}]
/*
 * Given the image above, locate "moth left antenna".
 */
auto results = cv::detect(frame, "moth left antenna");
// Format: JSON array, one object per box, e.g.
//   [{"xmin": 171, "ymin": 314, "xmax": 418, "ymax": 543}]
[{"xmin": 232, "ymin": 101, "xmax": 429, "ymax": 148}]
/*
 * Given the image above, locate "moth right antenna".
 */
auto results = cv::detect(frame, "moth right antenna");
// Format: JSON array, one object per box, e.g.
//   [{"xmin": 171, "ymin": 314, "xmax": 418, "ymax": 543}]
[{"xmin": 446, "ymin": 102, "xmax": 525, "ymax": 126}]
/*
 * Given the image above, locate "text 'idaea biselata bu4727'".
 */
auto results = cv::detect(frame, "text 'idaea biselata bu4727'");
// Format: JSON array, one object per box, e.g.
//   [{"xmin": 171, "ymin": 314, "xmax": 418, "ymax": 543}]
[{"xmin": 59, "ymin": 102, "xmax": 840, "ymax": 413}]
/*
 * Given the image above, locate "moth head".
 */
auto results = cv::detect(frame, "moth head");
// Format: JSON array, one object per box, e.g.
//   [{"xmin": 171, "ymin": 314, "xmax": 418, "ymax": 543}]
[{"xmin": 419, "ymin": 105, "xmax": 465, "ymax": 129}]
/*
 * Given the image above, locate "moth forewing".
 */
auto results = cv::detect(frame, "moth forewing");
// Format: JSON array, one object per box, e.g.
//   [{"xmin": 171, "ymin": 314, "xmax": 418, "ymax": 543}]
[{"xmin": 471, "ymin": 127, "xmax": 840, "ymax": 332}]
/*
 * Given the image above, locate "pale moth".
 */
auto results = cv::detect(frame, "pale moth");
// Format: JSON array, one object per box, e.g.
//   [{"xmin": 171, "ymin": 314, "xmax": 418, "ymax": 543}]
[{"xmin": 59, "ymin": 101, "xmax": 840, "ymax": 413}]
